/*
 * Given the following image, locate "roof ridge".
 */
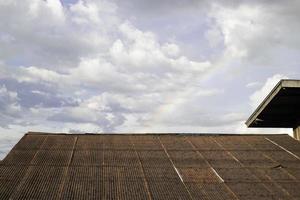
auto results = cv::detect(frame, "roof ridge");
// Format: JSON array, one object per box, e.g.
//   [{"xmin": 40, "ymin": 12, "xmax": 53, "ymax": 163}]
[{"xmin": 25, "ymin": 131, "xmax": 290, "ymax": 136}]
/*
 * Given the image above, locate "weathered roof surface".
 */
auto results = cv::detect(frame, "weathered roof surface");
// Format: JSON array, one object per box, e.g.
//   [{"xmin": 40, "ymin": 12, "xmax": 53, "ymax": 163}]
[
  {"xmin": 1, "ymin": 132, "xmax": 300, "ymax": 199},
  {"xmin": 246, "ymin": 79, "xmax": 300, "ymax": 128}
]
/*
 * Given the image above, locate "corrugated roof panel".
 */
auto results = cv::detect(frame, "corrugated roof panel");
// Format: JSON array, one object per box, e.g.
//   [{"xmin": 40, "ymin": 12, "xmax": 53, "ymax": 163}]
[
  {"xmin": 147, "ymin": 179, "xmax": 192, "ymax": 200},
  {"xmin": 201, "ymin": 151, "xmax": 242, "ymax": 168},
  {"xmin": 2, "ymin": 150, "xmax": 36, "ymax": 165},
  {"xmin": 40, "ymin": 135, "xmax": 76, "ymax": 150},
  {"xmin": 266, "ymin": 135, "xmax": 300, "ymax": 157},
  {"xmin": 214, "ymin": 136, "xmax": 254, "ymax": 150},
  {"xmin": 201, "ymin": 183, "xmax": 237, "ymax": 200},
  {"xmin": 249, "ymin": 168, "xmax": 295, "ymax": 182},
  {"xmin": 277, "ymin": 182, "xmax": 300, "ymax": 198},
  {"xmin": 61, "ymin": 166, "xmax": 102, "ymax": 199},
  {"xmin": 0, "ymin": 180, "xmax": 21, "ymax": 199},
  {"xmin": 102, "ymin": 166, "xmax": 118, "ymax": 182},
  {"xmin": 31, "ymin": 150, "xmax": 73, "ymax": 166},
  {"xmin": 0, "ymin": 166, "xmax": 28, "ymax": 179},
  {"xmin": 103, "ymin": 150, "xmax": 140, "ymax": 167},
  {"xmin": 118, "ymin": 180, "xmax": 151, "ymax": 200},
  {"xmin": 159, "ymin": 135, "xmax": 194, "ymax": 150},
  {"xmin": 103, "ymin": 166, "xmax": 144, "ymax": 181},
  {"xmin": 214, "ymin": 168, "xmax": 259, "ymax": 183},
  {"xmin": 206, "ymin": 160, "xmax": 242, "ymax": 168},
  {"xmin": 143, "ymin": 166, "xmax": 179, "ymax": 181},
  {"xmin": 201, "ymin": 150, "xmax": 236, "ymax": 160},
  {"xmin": 262, "ymin": 150, "xmax": 300, "ymax": 168},
  {"xmin": 75, "ymin": 135, "xmax": 103, "ymax": 150},
  {"xmin": 241, "ymin": 136, "xmax": 282, "ymax": 151},
  {"xmin": 61, "ymin": 179, "xmax": 101, "ymax": 200},
  {"xmin": 263, "ymin": 150, "xmax": 298, "ymax": 161},
  {"xmin": 138, "ymin": 150, "xmax": 173, "ymax": 167},
  {"xmin": 10, "ymin": 166, "xmax": 66, "ymax": 199},
  {"xmin": 262, "ymin": 182, "xmax": 293, "ymax": 199},
  {"xmin": 226, "ymin": 182, "xmax": 273, "ymax": 199},
  {"xmin": 71, "ymin": 150, "xmax": 103, "ymax": 166},
  {"xmin": 0, "ymin": 166, "xmax": 28, "ymax": 199},
  {"xmin": 184, "ymin": 183, "xmax": 207, "ymax": 199},
  {"xmin": 13, "ymin": 134, "xmax": 46, "ymax": 150},
  {"xmin": 66, "ymin": 166, "xmax": 101, "ymax": 181},
  {"xmin": 103, "ymin": 135, "xmax": 134, "ymax": 150},
  {"xmin": 293, "ymin": 151, "xmax": 300, "ymax": 158},
  {"xmin": 98, "ymin": 167, "xmax": 151, "ymax": 199},
  {"xmin": 101, "ymin": 180, "xmax": 119, "ymax": 200},
  {"xmin": 1, "ymin": 133, "xmax": 300, "ymax": 199},
  {"xmin": 168, "ymin": 150, "xmax": 209, "ymax": 168},
  {"xmin": 178, "ymin": 167, "xmax": 222, "ymax": 183},
  {"xmin": 186, "ymin": 136, "xmax": 223, "ymax": 150},
  {"xmin": 185, "ymin": 183, "xmax": 238, "ymax": 200},
  {"xmin": 130, "ymin": 135, "xmax": 163, "ymax": 150},
  {"xmin": 285, "ymin": 168, "xmax": 300, "ymax": 180},
  {"xmin": 229, "ymin": 150, "xmax": 278, "ymax": 168}
]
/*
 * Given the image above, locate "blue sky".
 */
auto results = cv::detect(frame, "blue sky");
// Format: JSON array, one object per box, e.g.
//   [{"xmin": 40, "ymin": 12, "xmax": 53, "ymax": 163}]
[{"xmin": 0, "ymin": 0, "xmax": 300, "ymax": 158}]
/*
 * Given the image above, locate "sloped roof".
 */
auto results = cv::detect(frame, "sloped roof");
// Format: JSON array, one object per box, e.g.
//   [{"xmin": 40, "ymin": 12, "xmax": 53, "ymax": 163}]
[
  {"xmin": 1, "ymin": 133, "xmax": 300, "ymax": 199},
  {"xmin": 246, "ymin": 79, "xmax": 300, "ymax": 128}
]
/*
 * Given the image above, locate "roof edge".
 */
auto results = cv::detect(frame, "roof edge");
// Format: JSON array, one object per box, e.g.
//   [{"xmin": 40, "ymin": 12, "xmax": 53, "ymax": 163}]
[
  {"xmin": 281, "ymin": 79, "xmax": 300, "ymax": 87},
  {"xmin": 26, "ymin": 131, "xmax": 290, "ymax": 136},
  {"xmin": 246, "ymin": 79, "xmax": 284, "ymax": 127},
  {"xmin": 246, "ymin": 79, "xmax": 300, "ymax": 127}
]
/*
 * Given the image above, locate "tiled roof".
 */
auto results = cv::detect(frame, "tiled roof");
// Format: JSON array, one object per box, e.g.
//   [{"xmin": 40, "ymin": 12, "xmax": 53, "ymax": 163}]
[{"xmin": 1, "ymin": 133, "xmax": 300, "ymax": 199}]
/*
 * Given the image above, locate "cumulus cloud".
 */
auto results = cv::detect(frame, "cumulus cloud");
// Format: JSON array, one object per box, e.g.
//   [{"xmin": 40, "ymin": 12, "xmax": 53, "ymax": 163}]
[
  {"xmin": 48, "ymin": 93, "xmax": 130, "ymax": 132},
  {"xmin": 110, "ymin": 21, "xmax": 211, "ymax": 74},
  {"xmin": 0, "ymin": 0, "xmax": 116, "ymax": 68},
  {"xmin": 0, "ymin": 85, "xmax": 20, "ymax": 116},
  {"xmin": 0, "ymin": 0, "xmax": 298, "ymax": 145},
  {"xmin": 209, "ymin": 1, "xmax": 300, "ymax": 66},
  {"xmin": 0, "ymin": 85, "xmax": 21, "ymax": 127},
  {"xmin": 0, "ymin": 0, "xmax": 217, "ymax": 134}
]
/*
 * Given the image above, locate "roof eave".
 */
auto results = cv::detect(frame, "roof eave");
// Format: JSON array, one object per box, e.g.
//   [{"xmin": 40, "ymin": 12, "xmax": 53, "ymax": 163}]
[
  {"xmin": 246, "ymin": 79, "xmax": 300, "ymax": 128},
  {"xmin": 246, "ymin": 80, "xmax": 283, "ymax": 127}
]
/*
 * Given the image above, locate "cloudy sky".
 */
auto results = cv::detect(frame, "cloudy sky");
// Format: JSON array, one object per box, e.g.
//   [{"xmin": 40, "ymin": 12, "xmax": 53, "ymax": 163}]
[{"xmin": 1, "ymin": 0, "xmax": 300, "ymax": 158}]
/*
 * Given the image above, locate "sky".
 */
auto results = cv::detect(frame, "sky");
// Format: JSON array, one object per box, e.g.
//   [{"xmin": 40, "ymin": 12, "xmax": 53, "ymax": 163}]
[{"xmin": 0, "ymin": 0, "xmax": 300, "ymax": 158}]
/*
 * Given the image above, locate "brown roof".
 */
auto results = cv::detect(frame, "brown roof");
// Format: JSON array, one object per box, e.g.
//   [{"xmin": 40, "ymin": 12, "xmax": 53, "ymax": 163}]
[{"xmin": 1, "ymin": 132, "xmax": 300, "ymax": 199}]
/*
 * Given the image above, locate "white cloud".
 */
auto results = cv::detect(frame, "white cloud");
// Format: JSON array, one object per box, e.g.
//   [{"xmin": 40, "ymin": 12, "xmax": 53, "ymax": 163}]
[
  {"xmin": 211, "ymin": 3, "xmax": 261, "ymax": 58},
  {"xmin": 0, "ymin": 0, "xmax": 117, "ymax": 68},
  {"xmin": 0, "ymin": 85, "xmax": 21, "ymax": 116},
  {"xmin": 209, "ymin": 1, "xmax": 300, "ymax": 65},
  {"xmin": 69, "ymin": 0, "xmax": 117, "ymax": 25},
  {"xmin": 0, "ymin": 85, "xmax": 22, "ymax": 128},
  {"xmin": 111, "ymin": 21, "xmax": 211, "ymax": 74},
  {"xmin": 162, "ymin": 43, "xmax": 180, "ymax": 58},
  {"xmin": 48, "ymin": 93, "xmax": 128, "ymax": 131},
  {"xmin": 0, "ymin": 0, "xmax": 299, "ymax": 143},
  {"xmin": 15, "ymin": 66, "xmax": 65, "ymax": 83}
]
